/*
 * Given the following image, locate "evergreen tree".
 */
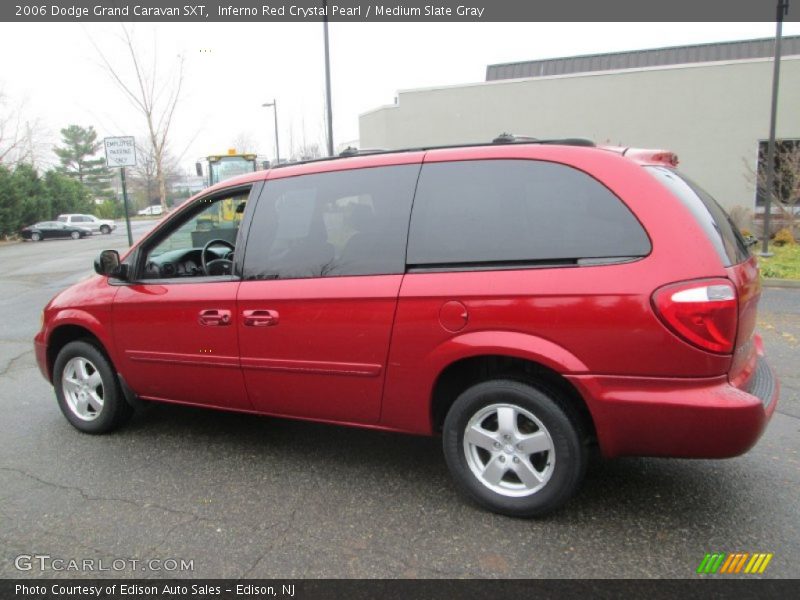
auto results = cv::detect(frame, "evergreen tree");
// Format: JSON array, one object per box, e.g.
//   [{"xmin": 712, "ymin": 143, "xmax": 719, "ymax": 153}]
[
  {"xmin": 43, "ymin": 170, "xmax": 93, "ymax": 217},
  {"xmin": 54, "ymin": 125, "xmax": 114, "ymax": 201}
]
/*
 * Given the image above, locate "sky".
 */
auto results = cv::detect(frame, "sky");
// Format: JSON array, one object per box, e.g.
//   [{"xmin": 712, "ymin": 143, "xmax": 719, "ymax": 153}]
[{"xmin": 1, "ymin": 21, "xmax": 799, "ymax": 174}]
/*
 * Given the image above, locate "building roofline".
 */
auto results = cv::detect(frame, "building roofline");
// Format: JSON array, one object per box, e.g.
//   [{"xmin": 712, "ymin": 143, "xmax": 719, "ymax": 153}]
[{"xmin": 486, "ymin": 35, "xmax": 800, "ymax": 81}]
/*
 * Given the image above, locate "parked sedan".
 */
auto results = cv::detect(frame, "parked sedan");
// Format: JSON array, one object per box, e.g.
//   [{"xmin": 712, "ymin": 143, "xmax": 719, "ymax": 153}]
[{"xmin": 21, "ymin": 221, "xmax": 91, "ymax": 241}]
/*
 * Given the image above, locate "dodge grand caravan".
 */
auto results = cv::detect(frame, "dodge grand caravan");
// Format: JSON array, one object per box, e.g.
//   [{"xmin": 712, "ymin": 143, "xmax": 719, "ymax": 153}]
[{"xmin": 34, "ymin": 138, "xmax": 779, "ymax": 516}]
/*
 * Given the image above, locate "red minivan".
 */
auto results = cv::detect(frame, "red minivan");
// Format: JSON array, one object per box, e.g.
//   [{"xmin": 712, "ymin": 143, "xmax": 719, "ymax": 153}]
[{"xmin": 34, "ymin": 139, "xmax": 779, "ymax": 516}]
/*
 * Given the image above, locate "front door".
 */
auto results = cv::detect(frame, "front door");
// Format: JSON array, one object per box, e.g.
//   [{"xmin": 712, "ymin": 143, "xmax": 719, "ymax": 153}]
[
  {"xmin": 237, "ymin": 163, "xmax": 420, "ymax": 423},
  {"xmin": 112, "ymin": 187, "xmax": 253, "ymax": 410}
]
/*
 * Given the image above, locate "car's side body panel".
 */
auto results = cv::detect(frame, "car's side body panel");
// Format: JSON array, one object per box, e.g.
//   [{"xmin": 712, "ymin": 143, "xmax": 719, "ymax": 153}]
[
  {"xmin": 237, "ymin": 275, "xmax": 403, "ymax": 424},
  {"xmin": 34, "ymin": 143, "xmax": 778, "ymax": 464},
  {"xmin": 111, "ymin": 280, "xmax": 250, "ymax": 410}
]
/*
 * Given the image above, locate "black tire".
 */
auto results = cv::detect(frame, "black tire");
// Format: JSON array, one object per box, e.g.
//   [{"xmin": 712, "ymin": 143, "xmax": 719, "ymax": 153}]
[
  {"xmin": 31, "ymin": 232, "xmax": 41, "ymax": 242},
  {"xmin": 100, "ymin": 225, "xmax": 110, "ymax": 234},
  {"xmin": 53, "ymin": 340, "xmax": 133, "ymax": 434},
  {"xmin": 442, "ymin": 379, "xmax": 586, "ymax": 517},
  {"xmin": 70, "ymin": 231, "xmax": 80, "ymax": 240}
]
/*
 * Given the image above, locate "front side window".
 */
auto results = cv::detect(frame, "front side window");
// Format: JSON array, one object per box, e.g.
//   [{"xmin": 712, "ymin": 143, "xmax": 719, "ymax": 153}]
[
  {"xmin": 407, "ymin": 159, "xmax": 651, "ymax": 267},
  {"xmin": 243, "ymin": 165, "xmax": 419, "ymax": 280},
  {"xmin": 140, "ymin": 190, "xmax": 249, "ymax": 279}
]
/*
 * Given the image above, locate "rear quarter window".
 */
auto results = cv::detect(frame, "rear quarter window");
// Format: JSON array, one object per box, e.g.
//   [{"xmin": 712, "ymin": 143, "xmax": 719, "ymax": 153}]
[
  {"xmin": 647, "ymin": 167, "xmax": 750, "ymax": 266},
  {"xmin": 407, "ymin": 159, "xmax": 651, "ymax": 267}
]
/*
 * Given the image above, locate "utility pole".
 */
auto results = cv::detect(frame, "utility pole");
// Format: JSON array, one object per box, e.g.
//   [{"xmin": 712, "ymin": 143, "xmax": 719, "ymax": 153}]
[
  {"xmin": 262, "ymin": 100, "xmax": 280, "ymax": 165},
  {"xmin": 761, "ymin": 0, "xmax": 790, "ymax": 256},
  {"xmin": 323, "ymin": 0, "xmax": 334, "ymax": 156}
]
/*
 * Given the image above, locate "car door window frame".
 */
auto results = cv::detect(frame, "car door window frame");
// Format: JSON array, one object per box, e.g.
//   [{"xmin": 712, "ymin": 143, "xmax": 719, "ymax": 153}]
[{"xmin": 119, "ymin": 182, "xmax": 262, "ymax": 285}]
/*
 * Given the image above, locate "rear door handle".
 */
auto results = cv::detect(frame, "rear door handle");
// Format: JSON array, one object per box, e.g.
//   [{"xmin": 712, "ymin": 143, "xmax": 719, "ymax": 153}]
[
  {"xmin": 242, "ymin": 309, "xmax": 279, "ymax": 327},
  {"xmin": 198, "ymin": 309, "xmax": 231, "ymax": 326}
]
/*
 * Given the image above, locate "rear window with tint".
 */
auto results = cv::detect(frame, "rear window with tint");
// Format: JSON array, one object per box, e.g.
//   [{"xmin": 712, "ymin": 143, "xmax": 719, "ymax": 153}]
[
  {"xmin": 648, "ymin": 167, "xmax": 750, "ymax": 266},
  {"xmin": 407, "ymin": 159, "xmax": 651, "ymax": 267}
]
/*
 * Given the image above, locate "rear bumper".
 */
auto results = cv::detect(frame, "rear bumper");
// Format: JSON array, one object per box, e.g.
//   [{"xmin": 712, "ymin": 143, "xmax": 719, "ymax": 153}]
[{"xmin": 569, "ymin": 356, "xmax": 779, "ymax": 459}]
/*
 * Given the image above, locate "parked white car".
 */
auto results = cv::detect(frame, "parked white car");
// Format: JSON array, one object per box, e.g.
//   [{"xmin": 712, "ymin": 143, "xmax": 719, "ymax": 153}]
[
  {"xmin": 57, "ymin": 214, "xmax": 116, "ymax": 235},
  {"xmin": 137, "ymin": 205, "xmax": 164, "ymax": 216}
]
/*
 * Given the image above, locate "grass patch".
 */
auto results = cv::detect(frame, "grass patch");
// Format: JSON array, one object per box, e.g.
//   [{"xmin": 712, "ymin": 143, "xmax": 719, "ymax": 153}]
[{"xmin": 759, "ymin": 243, "xmax": 800, "ymax": 280}]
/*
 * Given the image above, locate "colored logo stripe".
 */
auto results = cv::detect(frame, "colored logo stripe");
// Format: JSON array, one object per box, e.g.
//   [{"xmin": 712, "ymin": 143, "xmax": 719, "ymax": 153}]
[
  {"xmin": 698, "ymin": 552, "xmax": 773, "ymax": 574},
  {"xmin": 697, "ymin": 553, "xmax": 726, "ymax": 574}
]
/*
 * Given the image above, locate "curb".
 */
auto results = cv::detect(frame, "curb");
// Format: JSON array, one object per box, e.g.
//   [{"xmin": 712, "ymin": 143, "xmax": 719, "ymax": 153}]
[{"xmin": 762, "ymin": 278, "xmax": 800, "ymax": 289}]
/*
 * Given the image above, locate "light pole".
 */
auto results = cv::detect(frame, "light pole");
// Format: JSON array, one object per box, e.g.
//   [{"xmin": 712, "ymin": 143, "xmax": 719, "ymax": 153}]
[
  {"xmin": 262, "ymin": 100, "xmax": 280, "ymax": 165},
  {"xmin": 761, "ymin": 0, "xmax": 790, "ymax": 256},
  {"xmin": 323, "ymin": 0, "xmax": 334, "ymax": 156}
]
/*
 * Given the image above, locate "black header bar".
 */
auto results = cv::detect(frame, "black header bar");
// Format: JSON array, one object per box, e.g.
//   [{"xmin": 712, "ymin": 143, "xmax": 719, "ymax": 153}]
[{"xmin": 2, "ymin": 1, "xmax": 797, "ymax": 23}]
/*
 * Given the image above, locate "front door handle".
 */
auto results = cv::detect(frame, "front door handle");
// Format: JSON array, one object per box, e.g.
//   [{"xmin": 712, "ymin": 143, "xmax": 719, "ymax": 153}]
[
  {"xmin": 242, "ymin": 309, "xmax": 279, "ymax": 327},
  {"xmin": 198, "ymin": 309, "xmax": 231, "ymax": 326}
]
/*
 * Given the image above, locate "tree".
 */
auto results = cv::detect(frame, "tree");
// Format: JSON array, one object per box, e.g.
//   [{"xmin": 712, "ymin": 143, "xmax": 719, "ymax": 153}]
[
  {"xmin": 13, "ymin": 163, "xmax": 47, "ymax": 227},
  {"xmin": 43, "ymin": 169, "xmax": 93, "ymax": 217},
  {"xmin": 0, "ymin": 90, "xmax": 44, "ymax": 167},
  {"xmin": 0, "ymin": 165, "xmax": 18, "ymax": 236},
  {"xmin": 747, "ymin": 140, "xmax": 800, "ymax": 241},
  {"xmin": 93, "ymin": 26, "xmax": 183, "ymax": 212},
  {"xmin": 231, "ymin": 132, "xmax": 257, "ymax": 154},
  {"xmin": 0, "ymin": 165, "xmax": 94, "ymax": 238},
  {"xmin": 53, "ymin": 125, "xmax": 114, "ymax": 200},
  {"xmin": 128, "ymin": 140, "xmax": 180, "ymax": 209}
]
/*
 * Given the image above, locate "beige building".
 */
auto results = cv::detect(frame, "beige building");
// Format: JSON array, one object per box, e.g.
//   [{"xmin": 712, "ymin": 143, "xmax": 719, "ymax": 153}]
[{"xmin": 359, "ymin": 37, "xmax": 800, "ymax": 212}]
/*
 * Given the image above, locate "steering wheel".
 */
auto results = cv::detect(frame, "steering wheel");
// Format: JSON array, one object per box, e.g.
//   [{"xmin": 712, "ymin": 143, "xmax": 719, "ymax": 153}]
[{"xmin": 201, "ymin": 239, "xmax": 235, "ymax": 276}]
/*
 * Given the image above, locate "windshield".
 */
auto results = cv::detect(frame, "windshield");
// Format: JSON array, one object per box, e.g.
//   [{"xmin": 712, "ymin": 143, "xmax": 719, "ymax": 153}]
[{"xmin": 209, "ymin": 156, "xmax": 255, "ymax": 185}]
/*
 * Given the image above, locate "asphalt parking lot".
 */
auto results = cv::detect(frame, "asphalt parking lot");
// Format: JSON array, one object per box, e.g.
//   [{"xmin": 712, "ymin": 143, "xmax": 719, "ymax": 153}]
[{"xmin": 0, "ymin": 225, "xmax": 798, "ymax": 579}]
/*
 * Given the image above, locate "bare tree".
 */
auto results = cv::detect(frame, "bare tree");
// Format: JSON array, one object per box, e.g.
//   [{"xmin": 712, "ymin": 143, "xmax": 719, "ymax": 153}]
[
  {"xmin": 129, "ymin": 140, "xmax": 180, "ymax": 208},
  {"xmin": 231, "ymin": 132, "xmax": 257, "ymax": 154},
  {"xmin": 295, "ymin": 143, "xmax": 321, "ymax": 161},
  {"xmin": 745, "ymin": 140, "xmax": 800, "ymax": 240},
  {"xmin": 93, "ymin": 26, "xmax": 183, "ymax": 211},
  {"xmin": 0, "ymin": 90, "xmax": 46, "ymax": 167}
]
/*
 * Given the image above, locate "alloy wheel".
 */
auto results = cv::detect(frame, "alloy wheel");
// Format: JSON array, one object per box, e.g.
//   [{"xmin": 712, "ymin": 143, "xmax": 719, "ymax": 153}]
[
  {"xmin": 463, "ymin": 403, "xmax": 555, "ymax": 497},
  {"xmin": 61, "ymin": 357, "xmax": 104, "ymax": 421}
]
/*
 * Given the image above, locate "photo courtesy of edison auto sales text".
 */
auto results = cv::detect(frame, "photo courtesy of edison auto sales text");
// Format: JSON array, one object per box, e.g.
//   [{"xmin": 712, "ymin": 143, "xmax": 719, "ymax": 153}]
[{"xmin": 15, "ymin": 584, "xmax": 296, "ymax": 596}]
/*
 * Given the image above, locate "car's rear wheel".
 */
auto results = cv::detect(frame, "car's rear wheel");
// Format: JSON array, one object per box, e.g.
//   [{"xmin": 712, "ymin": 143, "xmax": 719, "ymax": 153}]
[
  {"xmin": 443, "ymin": 379, "xmax": 586, "ymax": 517},
  {"xmin": 31, "ymin": 232, "xmax": 41, "ymax": 241},
  {"xmin": 70, "ymin": 231, "xmax": 80, "ymax": 240},
  {"xmin": 53, "ymin": 341, "xmax": 133, "ymax": 433},
  {"xmin": 100, "ymin": 225, "xmax": 110, "ymax": 235}
]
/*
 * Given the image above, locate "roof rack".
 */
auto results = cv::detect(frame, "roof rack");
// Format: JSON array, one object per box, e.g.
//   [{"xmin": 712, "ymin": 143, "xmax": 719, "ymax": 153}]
[
  {"xmin": 338, "ymin": 146, "xmax": 389, "ymax": 157},
  {"xmin": 272, "ymin": 135, "xmax": 597, "ymax": 169},
  {"xmin": 493, "ymin": 133, "xmax": 595, "ymax": 147}
]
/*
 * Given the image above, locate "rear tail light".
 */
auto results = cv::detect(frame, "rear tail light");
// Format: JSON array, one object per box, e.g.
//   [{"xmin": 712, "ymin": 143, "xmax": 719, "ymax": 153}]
[{"xmin": 652, "ymin": 279, "xmax": 738, "ymax": 354}]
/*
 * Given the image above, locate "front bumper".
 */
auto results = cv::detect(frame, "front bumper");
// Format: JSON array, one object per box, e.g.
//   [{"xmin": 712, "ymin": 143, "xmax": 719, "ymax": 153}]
[
  {"xmin": 569, "ymin": 356, "xmax": 779, "ymax": 459},
  {"xmin": 34, "ymin": 329, "xmax": 49, "ymax": 381}
]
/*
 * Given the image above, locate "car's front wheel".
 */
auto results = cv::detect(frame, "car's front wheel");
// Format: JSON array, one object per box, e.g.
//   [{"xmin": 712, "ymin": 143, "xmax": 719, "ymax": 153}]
[
  {"xmin": 70, "ymin": 231, "xmax": 80, "ymax": 240},
  {"xmin": 100, "ymin": 225, "xmax": 111, "ymax": 235},
  {"xmin": 31, "ymin": 232, "xmax": 41, "ymax": 241},
  {"xmin": 53, "ymin": 341, "xmax": 133, "ymax": 433},
  {"xmin": 443, "ymin": 379, "xmax": 586, "ymax": 517}
]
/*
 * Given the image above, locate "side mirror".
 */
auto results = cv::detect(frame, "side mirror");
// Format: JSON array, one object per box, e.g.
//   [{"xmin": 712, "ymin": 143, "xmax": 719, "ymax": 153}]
[{"xmin": 94, "ymin": 250, "xmax": 128, "ymax": 280}]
